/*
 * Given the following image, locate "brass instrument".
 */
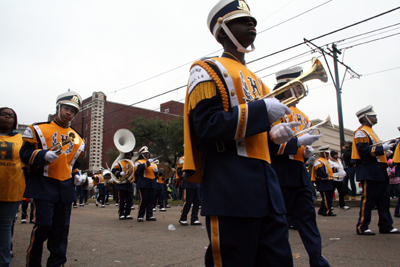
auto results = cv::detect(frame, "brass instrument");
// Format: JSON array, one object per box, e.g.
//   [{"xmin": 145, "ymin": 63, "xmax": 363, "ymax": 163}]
[
  {"xmin": 247, "ymin": 57, "xmax": 328, "ymax": 106},
  {"xmin": 370, "ymin": 136, "xmax": 400, "ymax": 147},
  {"xmin": 49, "ymin": 131, "xmax": 79, "ymax": 155},
  {"xmin": 110, "ymin": 129, "xmax": 136, "ymax": 184},
  {"xmin": 293, "ymin": 115, "xmax": 334, "ymax": 137},
  {"xmin": 39, "ymin": 131, "xmax": 79, "ymax": 167}
]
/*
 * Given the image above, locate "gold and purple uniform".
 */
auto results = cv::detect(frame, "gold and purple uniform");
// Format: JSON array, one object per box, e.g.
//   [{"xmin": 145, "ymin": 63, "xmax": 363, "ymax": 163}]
[
  {"xmin": 20, "ymin": 119, "xmax": 84, "ymax": 267},
  {"xmin": 352, "ymin": 125, "xmax": 394, "ymax": 234},
  {"xmin": 183, "ymin": 53, "xmax": 292, "ymax": 266}
]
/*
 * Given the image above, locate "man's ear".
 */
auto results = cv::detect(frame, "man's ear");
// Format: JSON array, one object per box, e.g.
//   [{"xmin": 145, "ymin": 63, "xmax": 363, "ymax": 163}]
[{"xmin": 217, "ymin": 29, "xmax": 228, "ymax": 44}]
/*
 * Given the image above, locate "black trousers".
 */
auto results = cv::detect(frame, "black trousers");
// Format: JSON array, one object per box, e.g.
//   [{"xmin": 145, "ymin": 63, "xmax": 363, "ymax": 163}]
[
  {"xmin": 281, "ymin": 185, "xmax": 330, "ymax": 267},
  {"xmin": 26, "ymin": 199, "xmax": 71, "ymax": 267},
  {"xmin": 179, "ymin": 188, "xmax": 200, "ymax": 223},
  {"xmin": 137, "ymin": 188, "xmax": 156, "ymax": 220},
  {"xmin": 356, "ymin": 180, "xmax": 393, "ymax": 234},
  {"xmin": 205, "ymin": 214, "xmax": 293, "ymax": 267},
  {"xmin": 118, "ymin": 189, "xmax": 133, "ymax": 217}
]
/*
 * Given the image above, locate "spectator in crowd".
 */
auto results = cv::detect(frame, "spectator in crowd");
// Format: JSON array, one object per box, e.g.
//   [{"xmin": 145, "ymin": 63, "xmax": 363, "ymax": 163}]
[
  {"xmin": 387, "ymin": 159, "xmax": 400, "ymax": 199},
  {"xmin": 392, "ymin": 140, "xmax": 400, "ymax": 218},
  {"xmin": 329, "ymin": 150, "xmax": 350, "ymax": 210}
]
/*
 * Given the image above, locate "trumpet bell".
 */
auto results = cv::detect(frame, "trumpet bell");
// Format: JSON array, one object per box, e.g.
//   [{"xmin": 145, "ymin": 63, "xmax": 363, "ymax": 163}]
[{"xmin": 68, "ymin": 131, "xmax": 80, "ymax": 145}]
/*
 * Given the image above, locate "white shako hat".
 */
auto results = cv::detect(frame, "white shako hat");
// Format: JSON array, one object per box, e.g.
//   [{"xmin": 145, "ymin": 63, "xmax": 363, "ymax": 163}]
[
  {"xmin": 56, "ymin": 90, "xmax": 82, "ymax": 112},
  {"xmin": 139, "ymin": 146, "xmax": 150, "ymax": 155},
  {"xmin": 356, "ymin": 105, "xmax": 376, "ymax": 119},
  {"xmin": 274, "ymin": 66, "xmax": 303, "ymax": 89},
  {"xmin": 207, "ymin": 0, "xmax": 257, "ymax": 53},
  {"xmin": 318, "ymin": 145, "xmax": 330, "ymax": 152}
]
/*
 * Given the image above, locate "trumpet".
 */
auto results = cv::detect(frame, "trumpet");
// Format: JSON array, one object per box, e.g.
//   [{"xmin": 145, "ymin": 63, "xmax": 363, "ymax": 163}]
[
  {"xmin": 293, "ymin": 115, "xmax": 334, "ymax": 137},
  {"xmin": 370, "ymin": 136, "xmax": 400, "ymax": 147},
  {"xmin": 246, "ymin": 57, "xmax": 328, "ymax": 106},
  {"xmin": 49, "ymin": 131, "xmax": 79, "ymax": 155}
]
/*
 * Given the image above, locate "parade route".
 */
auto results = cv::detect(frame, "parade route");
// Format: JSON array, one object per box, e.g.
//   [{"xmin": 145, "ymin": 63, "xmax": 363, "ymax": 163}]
[{"xmin": 11, "ymin": 201, "xmax": 400, "ymax": 266}]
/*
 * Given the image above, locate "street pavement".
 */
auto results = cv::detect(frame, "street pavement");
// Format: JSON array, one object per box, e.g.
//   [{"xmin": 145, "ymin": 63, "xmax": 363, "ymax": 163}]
[{"xmin": 11, "ymin": 199, "xmax": 400, "ymax": 267}]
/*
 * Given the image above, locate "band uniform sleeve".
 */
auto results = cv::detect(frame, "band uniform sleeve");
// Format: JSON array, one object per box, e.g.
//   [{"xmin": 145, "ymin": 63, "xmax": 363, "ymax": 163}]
[
  {"xmin": 314, "ymin": 160, "xmax": 328, "ymax": 178},
  {"xmin": 19, "ymin": 126, "xmax": 47, "ymax": 166},
  {"xmin": 354, "ymin": 129, "xmax": 385, "ymax": 158}
]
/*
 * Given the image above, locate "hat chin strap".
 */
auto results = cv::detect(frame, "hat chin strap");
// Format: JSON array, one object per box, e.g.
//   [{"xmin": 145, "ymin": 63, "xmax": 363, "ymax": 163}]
[
  {"xmin": 364, "ymin": 115, "xmax": 376, "ymax": 126},
  {"xmin": 220, "ymin": 22, "xmax": 255, "ymax": 53}
]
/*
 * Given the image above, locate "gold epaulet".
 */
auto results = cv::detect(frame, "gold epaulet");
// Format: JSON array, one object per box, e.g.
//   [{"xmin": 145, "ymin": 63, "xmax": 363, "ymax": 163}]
[{"xmin": 189, "ymin": 60, "xmax": 230, "ymax": 112}]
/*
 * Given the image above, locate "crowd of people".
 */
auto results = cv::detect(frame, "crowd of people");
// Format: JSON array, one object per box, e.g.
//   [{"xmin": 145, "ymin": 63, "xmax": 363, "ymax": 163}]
[{"xmin": 1, "ymin": 1, "xmax": 400, "ymax": 267}]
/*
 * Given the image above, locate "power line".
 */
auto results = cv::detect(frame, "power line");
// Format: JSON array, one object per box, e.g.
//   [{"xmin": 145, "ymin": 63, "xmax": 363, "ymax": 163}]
[{"xmin": 76, "ymin": 6, "xmax": 400, "ymax": 129}]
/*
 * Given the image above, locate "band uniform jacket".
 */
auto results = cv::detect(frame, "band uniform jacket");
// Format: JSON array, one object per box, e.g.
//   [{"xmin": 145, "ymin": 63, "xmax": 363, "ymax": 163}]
[
  {"xmin": 134, "ymin": 159, "xmax": 158, "ymax": 189},
  {"xmin": 351, "ymin": 125, "xmax": 388, "ymax": 182},
  {"xmin": 183, "ymin": 54, "xmax": 286, "ymax": 217},
  {"xmin": 270, "ymin": 106, "xmax": 312, "ymax": 187},
  {"xmin": 20, "ymin": 120, "xmax": 85, "ymax": 203},
  {"xmin": 312, "ymin": 157, "xmax": 335, "ymax": 192},
  {"xmin": 393, "ymin": 141, "xmax": 400, "ymax": 177},
  {"xmin": 112, "ymin": 159, "xmax": 134, "ymax": 191}
]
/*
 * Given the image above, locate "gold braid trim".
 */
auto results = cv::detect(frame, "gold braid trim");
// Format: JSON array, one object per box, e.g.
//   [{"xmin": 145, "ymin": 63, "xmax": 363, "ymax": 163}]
[
  {"xmin": 190, "ymin": 60, "xmax": 230, "ymax": 112},
  {"xmin": 188, "ymin": 82, "xmax": 217, "ymax": 112}
]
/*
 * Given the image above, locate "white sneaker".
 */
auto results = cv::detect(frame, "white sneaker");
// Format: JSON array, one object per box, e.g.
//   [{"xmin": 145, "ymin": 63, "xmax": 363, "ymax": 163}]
[
  {"xmin": 125, "ymin": 215, "xmax": 133, "ymax": 220},
  {"xmin": 21, "ymin": 219, "xmax": 27, "ymax": 224},
  {"xmin": 179, "ymin": 220, "xmax": 188, "ymax": 226},
  {"xmin": 115, "ymin": 203, "xmax": 118, "ymax": 206},
  {"xmin": 119, "ymin": 215, "xmax": 126, "ymax": 220},
  {"xmin": 153, "ymin": 208, "xmax": 156, "ymax": 211},
  {"xmin": 160, "ymin": 208, "xmax": 166, "ymax": 211},
  {"xmin": 340, "ymin": 206, "xmax": 350, "ymax": 210},
  {"xmin": 101, "ymin": 205, "xmax": 105, "ymax": 208}
]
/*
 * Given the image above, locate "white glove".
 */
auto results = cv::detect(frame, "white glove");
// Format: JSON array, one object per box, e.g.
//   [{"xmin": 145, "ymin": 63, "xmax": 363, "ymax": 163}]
[
  {"xmin": 269, "ymin": 122, "xmax": 300, "ymax": 144},
  {"xmin": 148, "ymin": 159, "xmax": 154, "ymax": 163},
  {"xmin": 263, "ymin": 98, "xmax": 291, "ymax": 123},
  {"xmin": 44, "ymin": 151, "xmax": 59, "ymax": 163},
  {"xmin": 303, "ymin": 145, "xmax": 314, "ymax": 158},
  {"xmin": 297, "ymin": 133, "xmax": 322, "ymax": 146},
  {"xmin": 153, "ymin": 167, "xmax": 158, "ymax": 173},
  {"xmin": 119, "ymin": 171, "xmax": 125, "ymax": 176},
  {"xmin": 74, "ymin": 174, "xmax": 84, "ymax": 186},
  {"xmin": 383, "ymin": 142, "xmax": 395, "ymax": 151},
  {"xmin": 386, "ymin": 150, "xmax": 393, "ymax": 157}
]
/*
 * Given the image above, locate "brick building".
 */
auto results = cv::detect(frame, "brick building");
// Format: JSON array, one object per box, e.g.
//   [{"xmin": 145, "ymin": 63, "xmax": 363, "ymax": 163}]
[{"xmin": 48, "ymin": 91, "xmax": 184, "ymax": 173}]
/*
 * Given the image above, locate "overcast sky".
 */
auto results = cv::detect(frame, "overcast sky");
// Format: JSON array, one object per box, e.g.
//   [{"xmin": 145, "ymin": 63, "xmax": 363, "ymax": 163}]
[{"xmin": 2, "ymin": 0, "xmax": 400, "ymax": 140}]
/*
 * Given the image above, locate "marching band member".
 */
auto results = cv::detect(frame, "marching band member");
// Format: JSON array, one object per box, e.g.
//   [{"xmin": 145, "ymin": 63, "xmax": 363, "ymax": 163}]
[
  {"xmin": 20, "ymin": 91, "xmax": 85, "ymax": 266},
  {"xmin": 269, "ymin": 67, "xmax": 330, "ymax": 267},
  {"xmin": 94, "ymin": 170, "xmax": 106, "ymax": 207},
  {"xmin": 312, "ymin": 146, "xmax": 337, "ymax": 217},
  {"xmin": 112, "ymin": 150, "xmax": 134, "ymax": 220},
  {"xmin": 154, "ymin": 168, "xmax": 167, "ymax": 212},
  {"xmin": 178, "ymin": 156, "xmax": 202, "ymax": 226},
  {"xmin": 0, "ymin": 107, "xmax": 26, "ymax": 267},
  {"xmin": 351, "ymin": 105, "xmax": 399, "ymax": 235},
  {"xmin": 182, "ymin": 1, "xmax": 297, "ymax": 265},
  {"xmin": 134, "ymin": 146, "xmax": 158, "ymax": 222}
]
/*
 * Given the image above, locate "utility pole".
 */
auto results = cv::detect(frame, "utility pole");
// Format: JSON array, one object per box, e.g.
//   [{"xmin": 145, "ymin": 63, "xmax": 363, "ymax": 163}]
[
  {"xmin": 304, "ymin": 39, "xmax": 361, "ymax": 155},
  {"xmin": 332, "ymin": 44, "xmax": 346, "ymax": 153}
]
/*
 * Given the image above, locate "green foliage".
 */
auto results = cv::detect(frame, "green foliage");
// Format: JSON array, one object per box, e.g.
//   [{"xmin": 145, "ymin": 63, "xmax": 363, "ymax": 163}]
[{"xmin": 130, "ymin": 116, "xmax": 183, "ymax": 166}]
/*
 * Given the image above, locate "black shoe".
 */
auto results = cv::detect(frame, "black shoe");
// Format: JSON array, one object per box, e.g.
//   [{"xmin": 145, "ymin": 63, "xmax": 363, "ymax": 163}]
[
  {"xmin": 137, "ymin": 217, "xmax": 144, "ymax": 222},
  {"xmin": 125, "ymin": 215, "xmax": 133, "ymax": 220},
  {"xmin": 147, "ymin": 217, "xmax": 157, "ymax": 221},
  {"xmin": 289, "ymin": 224, "xmax": 298, "ymax": 230},
  {"xmin": 357, "ymin": 229, "xmax": 375, "ymax": 235},
  {"xmin": 179, "ymin": 220, "xmax": 189, "ymax": 226},
  {"xmin": 394, "ymin": 214, "xmax": 400, "ymax": 218},
  {"xmin": 380, "ymin": 228, "xmax": 400, "ymax": 234}
]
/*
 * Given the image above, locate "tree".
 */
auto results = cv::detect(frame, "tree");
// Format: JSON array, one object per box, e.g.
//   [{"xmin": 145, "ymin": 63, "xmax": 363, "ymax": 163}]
[{"xmin": 130, "ymin": 116, "xmax": 183, "ymax": 167}]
